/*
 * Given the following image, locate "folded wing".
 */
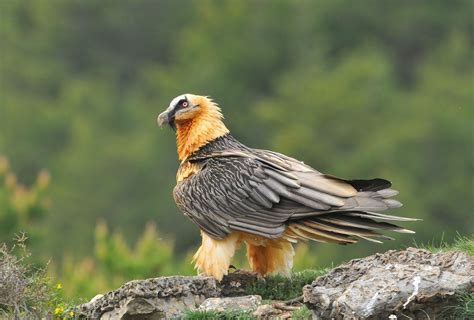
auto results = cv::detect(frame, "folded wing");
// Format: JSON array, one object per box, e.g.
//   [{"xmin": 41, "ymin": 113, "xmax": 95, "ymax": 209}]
[{"xmin": 173, "ymin": 149, "xmax": 416, "ymax": 243}]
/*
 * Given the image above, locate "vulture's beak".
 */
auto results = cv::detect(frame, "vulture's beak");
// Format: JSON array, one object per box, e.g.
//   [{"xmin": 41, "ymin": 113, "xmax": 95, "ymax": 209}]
[{"xmin": 157, "ymin": 111, "xmax": 170, "ymax": 127}]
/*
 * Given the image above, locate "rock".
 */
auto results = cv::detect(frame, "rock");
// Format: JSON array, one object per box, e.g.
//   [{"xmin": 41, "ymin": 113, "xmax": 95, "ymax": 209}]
[
  {"xmin": 198, "ymin": 295, "xmax": 262, "ymax": 312},
  {"xmin": 75, "ymin": 276, "xmax": 219, "ymax": 319},
  {"xmin": 219, "ymin": 270, "xmax": 259, "ymax": 297},
  {"xmin": 75, "ymin": 248, "xmax": 473, "ymax": 319},
  {"xmin": 303, "ymin": 248, "xmax": 474, "ymax": 320},
  {"xmin": 253, "ymin": 303, "xmax": 304, "ymax": 319},
  {"xmin": 253, "ymin": 304, "xmax": 282, "ymax": 319}
]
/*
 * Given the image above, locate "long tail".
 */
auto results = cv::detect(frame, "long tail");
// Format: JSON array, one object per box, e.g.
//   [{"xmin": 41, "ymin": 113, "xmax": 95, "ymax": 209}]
[{"xmin": 284, "ymin": 179, "xmax": 418, "ymax": 244}]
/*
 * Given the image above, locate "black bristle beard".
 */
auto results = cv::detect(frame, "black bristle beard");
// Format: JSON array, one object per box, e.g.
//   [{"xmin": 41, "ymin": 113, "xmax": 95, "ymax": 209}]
[{"xmin": 170, "ymin": 121, "xmax": 176, "ymax": 131}]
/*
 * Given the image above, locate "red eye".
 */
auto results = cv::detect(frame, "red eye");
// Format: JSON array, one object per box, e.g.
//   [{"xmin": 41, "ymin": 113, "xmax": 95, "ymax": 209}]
[{"xmin": 182, "ymin": 101, "xmax": 188, "ymax": 108}]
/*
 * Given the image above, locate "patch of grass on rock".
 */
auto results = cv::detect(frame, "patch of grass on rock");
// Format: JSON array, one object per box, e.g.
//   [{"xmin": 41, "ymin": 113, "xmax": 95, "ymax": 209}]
[
  {"xmin": 415, "ymin": 235, "xmax": 473, "ymax": 256},
  {"xmin": 244, "ymin": 269, "xmax": 328, "ymax": 300},
  {"xmin": 291, "ymin": 305, "xmax": 312, "ymax": 319}
]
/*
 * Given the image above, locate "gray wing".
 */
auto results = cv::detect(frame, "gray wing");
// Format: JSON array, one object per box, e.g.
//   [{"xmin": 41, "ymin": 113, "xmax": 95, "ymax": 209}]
[{"xmin": 173, "ymin": 150, "xmax": 406, "ymax": 240}]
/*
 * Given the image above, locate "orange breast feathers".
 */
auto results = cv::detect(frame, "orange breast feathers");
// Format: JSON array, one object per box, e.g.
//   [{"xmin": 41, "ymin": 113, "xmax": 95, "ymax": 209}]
[{"xmin": 175, "ymin": 95, "xmax": 229, "ymax": 160}]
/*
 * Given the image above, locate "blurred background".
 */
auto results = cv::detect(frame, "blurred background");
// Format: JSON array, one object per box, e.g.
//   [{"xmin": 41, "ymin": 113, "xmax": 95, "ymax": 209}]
[{"xmin": 1, "ymin": 0, "xmax": 472, "ymax": 299}]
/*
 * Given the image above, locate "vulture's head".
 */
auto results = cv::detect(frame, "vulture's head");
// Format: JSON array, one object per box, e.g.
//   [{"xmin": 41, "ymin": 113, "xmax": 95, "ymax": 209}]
[
  {"xmin": 157, "ymin": 94, "xmax": 223, "ymax": 130},
  {"xmin": 158, "ymin": 94, "xmax": 229, "ymax": 160}
]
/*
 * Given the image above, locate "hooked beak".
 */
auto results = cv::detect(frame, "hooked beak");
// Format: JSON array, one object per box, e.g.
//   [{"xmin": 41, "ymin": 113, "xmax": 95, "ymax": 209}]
[{"xmin": 157, "ymin": 111, "xmax": 170, "ymax": 127}]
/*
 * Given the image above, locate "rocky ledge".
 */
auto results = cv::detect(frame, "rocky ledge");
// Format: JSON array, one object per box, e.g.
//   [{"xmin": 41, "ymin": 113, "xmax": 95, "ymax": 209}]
[
  {"xmin": 303, "ymin": 247, "xmax": 473, "ymax": 319},
  {"xmin": 76, "ymin": 248, "xmax": 473, "ymax": 319},
  {"xmin": 75, "ymin": 276, "xmax": 218, "ymax": 319}
]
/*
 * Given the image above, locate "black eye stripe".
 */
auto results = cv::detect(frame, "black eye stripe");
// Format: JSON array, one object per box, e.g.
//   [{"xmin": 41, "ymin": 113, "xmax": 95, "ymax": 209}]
[{"xmin": 176, "ymin": 99, "xmax": 188, "ymax": 109}]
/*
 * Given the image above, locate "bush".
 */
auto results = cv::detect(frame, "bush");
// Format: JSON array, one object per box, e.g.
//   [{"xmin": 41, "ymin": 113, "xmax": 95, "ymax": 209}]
[
  {"xmin": 0, "ymin": 155, "xmax": 51, "ymax": 247},
  {"xmin": 0, "ymin": 235, "xmax": 73, "ymax": 319}
]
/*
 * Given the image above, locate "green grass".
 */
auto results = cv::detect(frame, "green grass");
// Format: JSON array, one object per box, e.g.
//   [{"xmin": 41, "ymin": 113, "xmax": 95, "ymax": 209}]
[
  {"xmin": 455, "ymin": 293, "xmax": 474, "ymax": 319},
  {"xmin": 183, "ymin": 309, "xmax": 255, "ymax": 320},
  {"xmin": 183, "ymin": 270, "xmax": 325, "ymax": 319},
  {"xmin": 414, "ymin": 234, "xmax": 473, "ymax": 256},
  {"xmin": 183, "ymin": 306, "xmax": 312, "ymax": 320},
  {"xmin": 441, "ymin": 292, "xmax": 474, "ymax": 319},
  {"xmin": 244, "ymin": 269, "xmax": 328, "ymax": 300},
  {"xmin": 291, "ymin": 306, "xmax": 312, "ymax": 319}
]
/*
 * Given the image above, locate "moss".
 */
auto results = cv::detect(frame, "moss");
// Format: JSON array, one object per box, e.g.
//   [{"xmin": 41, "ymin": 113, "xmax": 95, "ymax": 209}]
[
  {"xmin": 183, "ymin": 309, "xmax": 256, "ymax": 320},
  {"xmin": 244, "ymin": 269, "xmax": 328, "ymax": 300}
]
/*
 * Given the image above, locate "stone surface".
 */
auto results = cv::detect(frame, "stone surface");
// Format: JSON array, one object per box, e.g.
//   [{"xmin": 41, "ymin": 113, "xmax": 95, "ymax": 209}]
[
  {"xmin": 303, "ymin": 248, "xmax": 474, "ymax": 320},
  {"xmin": 75, "ymin": 248, "xmax": 473, "ymax": 319},
  {"xmin": 75, "ymin": 276, "xmax": 219, "ymax": 319},
  {"xmin": 253, "ymin": 304, "xmax": 282, "ymax": 319},
  {"xmin": 219, "ymin": 270, "xmax": 259, "ymax": 297},
  {"xmin": 198, "ymin": 295, "xmax": 262, "ymax": 312},
  {"xmin": 253, "ymin": 303, "xmax": 305, "ymax": 319}
]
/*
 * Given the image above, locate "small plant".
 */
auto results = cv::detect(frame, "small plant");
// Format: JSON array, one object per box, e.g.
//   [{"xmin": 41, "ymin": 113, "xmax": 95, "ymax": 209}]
[
  {"xmin": 414, "ymin": 234, "xmax": 473, "ymax": 256},
  {"xmin": 291, "ymin": 305, "xmax": 312, "ymax": 319},
  {"xmin": 245, "ymin": 269, "xmax": 328, "ymax": 300},
  {"xmin": 0, "ymin": 155, "xmax": 51, "ymax": 247},
  {"xmin": 442, "ymin": 292, "xmax": 474, "ymax": 320},
  {"xmin": 456, "ymin": 292, "xmax": 474, "ymax": 319},
  {"xmin": 0, "ymin": 235, "xmax": 75, "ymax": 319}
]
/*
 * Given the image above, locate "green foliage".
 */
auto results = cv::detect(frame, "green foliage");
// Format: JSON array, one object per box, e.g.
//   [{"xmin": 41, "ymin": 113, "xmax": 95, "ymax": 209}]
[
  {"xmin": 183, "ymin": 309, "xmax": 255, "ymax": 320},
  {"xmin": 56, "ymin": 221, "xmax": 195, "ymax": 299},
  {"xmin": 1, "ymin": 0, "xmax": 472, "ymax": 266},
  {"xmin": 450, "ymin": 292, "xmax": 474, "ymax": 319},
  {"xmin": 440, "ymin": 292, "xmax": 474, "ymax": 320},
  {"xmin": 0, "ymin": 0, "xmax": 472, "ymax": 304},
  {"xmin": 291, "ymin": 306, "xmax": 311, "ymax": 320},
  {"xmin": 183, "ymin": 305, "xmax": 312, "ymax": 320},
  {"xmin": 245, "ymin": 269, "xmax": 327, "ymax": 300},
  {"xmin": 0, "ymin": 156, "xmax": 50, "ymax": 247},
  {"xmin": 0, "ymin": 237, "xmax": 75, "ymax": 319},
  {"xmin": 414, "ymin": 235, "xmax": 474, "ymax": 256}
]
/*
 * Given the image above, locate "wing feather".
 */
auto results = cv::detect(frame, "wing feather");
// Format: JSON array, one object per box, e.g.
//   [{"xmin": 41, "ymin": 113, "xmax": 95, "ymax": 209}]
[{"xmin": 174, "ymin": 147, "xmax": 411, "ymax": 241}]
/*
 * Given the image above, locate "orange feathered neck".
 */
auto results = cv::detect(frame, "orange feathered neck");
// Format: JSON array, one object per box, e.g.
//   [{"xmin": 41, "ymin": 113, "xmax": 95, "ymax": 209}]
[{"xmin": 176, "ymin": 98, "xmax": 229, "ymax": 160}]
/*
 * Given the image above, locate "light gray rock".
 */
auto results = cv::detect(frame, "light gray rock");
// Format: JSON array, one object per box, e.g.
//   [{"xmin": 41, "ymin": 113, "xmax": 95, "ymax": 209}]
[
  {"xmin": 253, "ymin": 303, "xmax": 304, "ymax": 320},
  {"xmin": 198, "ymin": 295, "xmax": 262, "ymax": 312},
  {"xmin": 303, "ymin": 248, "xmax": 474, "ymax": 320},
  {"xmin": 75, "ymin": 276, "xmax": 219, "ymax": 319},
  {"xmin": 253, "ymin": 304, "xmax": 282, "ymax": 319}
]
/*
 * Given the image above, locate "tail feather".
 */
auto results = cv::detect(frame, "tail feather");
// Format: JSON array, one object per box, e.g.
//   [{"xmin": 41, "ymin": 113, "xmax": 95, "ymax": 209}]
[
  {"xmin": 281, "ymin": 176, "xmax": 415, "ymax": 244},
  {"xmin": 346, "ymin": 211, "xmax": 420, "ymax": 222},
  {"xmin": 303, "ymin": 220, "xmax": 379, "ymax": 237},
  {"xmin": 357, "ymin": 235, "xmax": 384, "ymax": 243},
  {"xmin": 376, "ymin": 188, "xmax": 399, "ymax": 198},
  {"xmin": 347, "ymin": 178, "xmax": 392, "ymax": 191},
  {"xmin": 286, "ymin": 210, "xmax": 415, "ymax": 244},
  {"xmin": 286, "ymin": 224, "xmax": 357, "ymax": 244},
  {"xmin": 318, "ymin": 215, "xmax": 410, "ymax": 233}
]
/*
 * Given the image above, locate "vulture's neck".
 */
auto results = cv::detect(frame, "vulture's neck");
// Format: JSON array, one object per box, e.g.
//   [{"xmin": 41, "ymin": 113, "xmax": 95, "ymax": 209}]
[{"xmin": 176, "ymin": 110, "xmax": 229, "ymax": 161}]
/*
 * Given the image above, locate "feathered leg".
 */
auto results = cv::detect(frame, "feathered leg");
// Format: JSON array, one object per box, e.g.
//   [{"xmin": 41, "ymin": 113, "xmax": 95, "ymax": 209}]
[
  {"xmin": 193, "ymin": 231, "xmax": 240, "ymax": 281},
  {"xmin": 246, "ymin": 239, "xmax": 294, "ymax": 276}
]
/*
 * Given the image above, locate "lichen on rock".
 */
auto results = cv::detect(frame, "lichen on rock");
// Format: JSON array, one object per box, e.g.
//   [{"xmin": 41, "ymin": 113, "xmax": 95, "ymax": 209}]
[
  {"xmin": 75, "ymin": 276, "xmax": 219, "ymax": 319},
  {"xmin": 303, "ymin": 247, "xmax": 474, "ymax": 320},
  {"xmin": 75, "ymin": 248, "xmax": 473, "ymax": 319}
]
